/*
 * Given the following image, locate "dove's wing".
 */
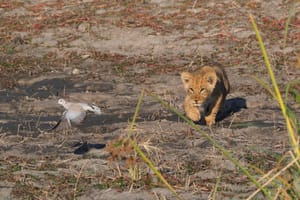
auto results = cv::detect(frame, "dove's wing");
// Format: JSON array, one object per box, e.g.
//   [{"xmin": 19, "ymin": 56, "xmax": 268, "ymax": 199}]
[{"xmin": 65, "ymin": 105, "xmax": 87, "ymax": 124}]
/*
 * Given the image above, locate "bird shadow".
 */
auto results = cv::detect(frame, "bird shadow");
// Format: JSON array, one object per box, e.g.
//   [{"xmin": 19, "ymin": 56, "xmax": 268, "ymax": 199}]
[{"xmin": 73, "ymin": 141, "xmax": 106, "ymax": 155}]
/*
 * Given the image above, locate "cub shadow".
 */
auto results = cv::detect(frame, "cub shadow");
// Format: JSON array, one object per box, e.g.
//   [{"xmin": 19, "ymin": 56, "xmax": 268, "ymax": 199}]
[
  {"xmin": 217, "ymin": 97, "xmax": 247, "ymax": 121},
  {"xmin": 197, "ymin": 97, "xmax": 247, "ymax": 125}
]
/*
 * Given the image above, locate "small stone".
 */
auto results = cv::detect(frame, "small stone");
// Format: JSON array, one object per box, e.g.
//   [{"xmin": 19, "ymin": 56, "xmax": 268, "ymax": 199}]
[
  {"xmin": 81, "ymin": 54, "xmax": 90, "ymax": 59},
  {"xmin": 72, "ymin": 68, "xmax": 80, "ymax": 75},
  {"xmin": 95, "ymin": 9, "xmax": 106, "ymax": 15},
  {"xmin": 78, "ymin": 22, "xmax": 89, "ymax": 32}
]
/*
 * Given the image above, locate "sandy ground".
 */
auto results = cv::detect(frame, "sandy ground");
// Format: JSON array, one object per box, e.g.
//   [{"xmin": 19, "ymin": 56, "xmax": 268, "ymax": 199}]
[{"xmin": 0, "ymin": 0, "xmax": 300, "ymax": 199}]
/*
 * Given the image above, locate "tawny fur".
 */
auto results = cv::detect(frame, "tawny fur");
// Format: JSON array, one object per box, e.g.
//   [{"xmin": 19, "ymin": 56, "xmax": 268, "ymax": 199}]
[{"xmin": 181, "ymin": 65, "xmax": 230, "ymax": 126}]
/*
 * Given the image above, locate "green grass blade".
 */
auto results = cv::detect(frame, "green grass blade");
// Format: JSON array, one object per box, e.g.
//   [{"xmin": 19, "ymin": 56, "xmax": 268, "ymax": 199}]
[
  {"xmin": 249, "ymin": 14, "xmax": 300, "ymax": 158},
  {"xmin": 210, "ymin": 174, "xmax": 221, "ymax": 200},
  {"xmin": 250, "ymin": 75, "xmax": 276, "ymax": 98},
  {"xmin": 128, "ymin": 138, "xmax": 182, "ymax": 199},
  {"xmin": 283, "ymin": 1, "xmax": 296, "ymax": 48},
  {"xmin": 127, "ymin": 89, "xmax": 145, "ymax": 138},
  {"xmin": 285, "ymin": 80, "xmax": 300, "ymax": 105},
  {"xmin": 148, "ymin": 92, "xmax": 273, "ymax": 199},
  {"xmin": 127, "ymin": 89, "xmax": 182, "ymax": 200}
]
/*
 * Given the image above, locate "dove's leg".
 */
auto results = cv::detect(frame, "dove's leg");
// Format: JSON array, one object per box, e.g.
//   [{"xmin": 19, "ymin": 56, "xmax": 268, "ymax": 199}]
[
  {"xmin": 66, "ymin": 117, "xmax": 72, "ymax": 127},
  {"xmin": 61, "ymin": 111, "xmax": 72, "ymax": 128}
]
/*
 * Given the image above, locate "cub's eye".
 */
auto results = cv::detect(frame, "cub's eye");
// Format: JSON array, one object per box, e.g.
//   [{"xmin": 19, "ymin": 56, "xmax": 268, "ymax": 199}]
[{"xmin": 188, "ymin": 88, "xmax": 194, "ymax": 94}]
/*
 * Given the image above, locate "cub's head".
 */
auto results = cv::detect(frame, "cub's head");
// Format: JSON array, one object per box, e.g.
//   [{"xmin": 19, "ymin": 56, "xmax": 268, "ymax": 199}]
[{"xmin": 181, "ymin": 70, "xmax": 217, "ymax": 106}]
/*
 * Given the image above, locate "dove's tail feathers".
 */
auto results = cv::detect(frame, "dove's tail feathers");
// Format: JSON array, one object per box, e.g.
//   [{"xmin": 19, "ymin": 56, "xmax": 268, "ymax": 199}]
[
  {"xmin": 90, "ymin": 105, "xmax": 101, "ymax": 115},
  {"xmin": 37, "ymin": 119, "xmax": 62, "ymax": 133},
  {"xmin": 48, "ymin": 119, "xmax": 62, "ymax": 131}
]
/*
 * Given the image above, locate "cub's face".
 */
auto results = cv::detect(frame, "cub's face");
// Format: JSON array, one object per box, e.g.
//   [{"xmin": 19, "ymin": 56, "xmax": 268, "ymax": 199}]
[{"xmin": 181, "ymin": 71, "xmax": 217, "ymax": 106}]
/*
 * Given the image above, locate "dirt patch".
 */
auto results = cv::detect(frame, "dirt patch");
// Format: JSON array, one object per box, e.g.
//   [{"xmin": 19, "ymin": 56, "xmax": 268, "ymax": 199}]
[{"xmin": 0, "ymin": 0, "xmax": 299, "ymax": 199}]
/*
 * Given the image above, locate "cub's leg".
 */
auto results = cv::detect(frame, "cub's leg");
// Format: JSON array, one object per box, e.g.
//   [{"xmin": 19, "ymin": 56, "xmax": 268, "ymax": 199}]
[
  {"xmin": 205, "ymin": 95, "xmax": 223, "ymax": 126},
  {"xmin": 184, "ymin": 97, "xmax": 201, "ymax": 122}
]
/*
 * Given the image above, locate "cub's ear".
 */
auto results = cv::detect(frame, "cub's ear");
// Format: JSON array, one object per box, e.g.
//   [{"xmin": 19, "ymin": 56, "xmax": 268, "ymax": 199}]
[{"xmin": 181, "ymin": 72, "xmax": 192, "ymax": 89}]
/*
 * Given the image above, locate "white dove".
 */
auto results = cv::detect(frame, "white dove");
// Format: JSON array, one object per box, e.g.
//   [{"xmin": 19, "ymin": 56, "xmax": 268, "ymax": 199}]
[{"xmin": 50, "ymin": 98, "xmax": 101, "ymax": 130}]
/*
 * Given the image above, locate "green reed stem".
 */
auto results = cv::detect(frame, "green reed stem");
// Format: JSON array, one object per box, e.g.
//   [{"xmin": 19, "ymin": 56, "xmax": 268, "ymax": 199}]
[
  {"xmin": 127, "ymin": 89, "xmax": 182, "ymax": 200},
  {"xmin": 148, "ymin": 92, "xmax": 273, "ymax": 199},
  {"xmin": 250, "ymin": 14, "xmax": 299, "ymax": 159}
]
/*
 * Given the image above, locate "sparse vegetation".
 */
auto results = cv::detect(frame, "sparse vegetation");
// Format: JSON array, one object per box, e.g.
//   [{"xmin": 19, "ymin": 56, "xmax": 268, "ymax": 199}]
[{"xmin": 0, "ymin": 0, "xmax": 299, "ymax": 199}]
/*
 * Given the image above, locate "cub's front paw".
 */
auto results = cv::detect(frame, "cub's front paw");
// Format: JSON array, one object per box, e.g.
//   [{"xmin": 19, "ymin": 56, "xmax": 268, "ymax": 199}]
[
  {"xmin": 187, "ymin": 111, "xmax": 201, "ymax": 122},
  {"xmin": 205, "ymin": 115, "xmax": 216, "ymax": 126}
]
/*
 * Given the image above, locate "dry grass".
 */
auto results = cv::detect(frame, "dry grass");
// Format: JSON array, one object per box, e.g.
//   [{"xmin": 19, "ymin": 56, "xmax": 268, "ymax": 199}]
[{"xmin": 1, "ymin": 0, "xmax": 299, "ymax": 199}]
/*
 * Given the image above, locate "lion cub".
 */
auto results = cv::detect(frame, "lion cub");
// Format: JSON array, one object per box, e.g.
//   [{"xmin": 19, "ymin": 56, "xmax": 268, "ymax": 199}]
[{"xmin": 181, "ymin": 65, "xmax": 230, "ymax": 126}]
